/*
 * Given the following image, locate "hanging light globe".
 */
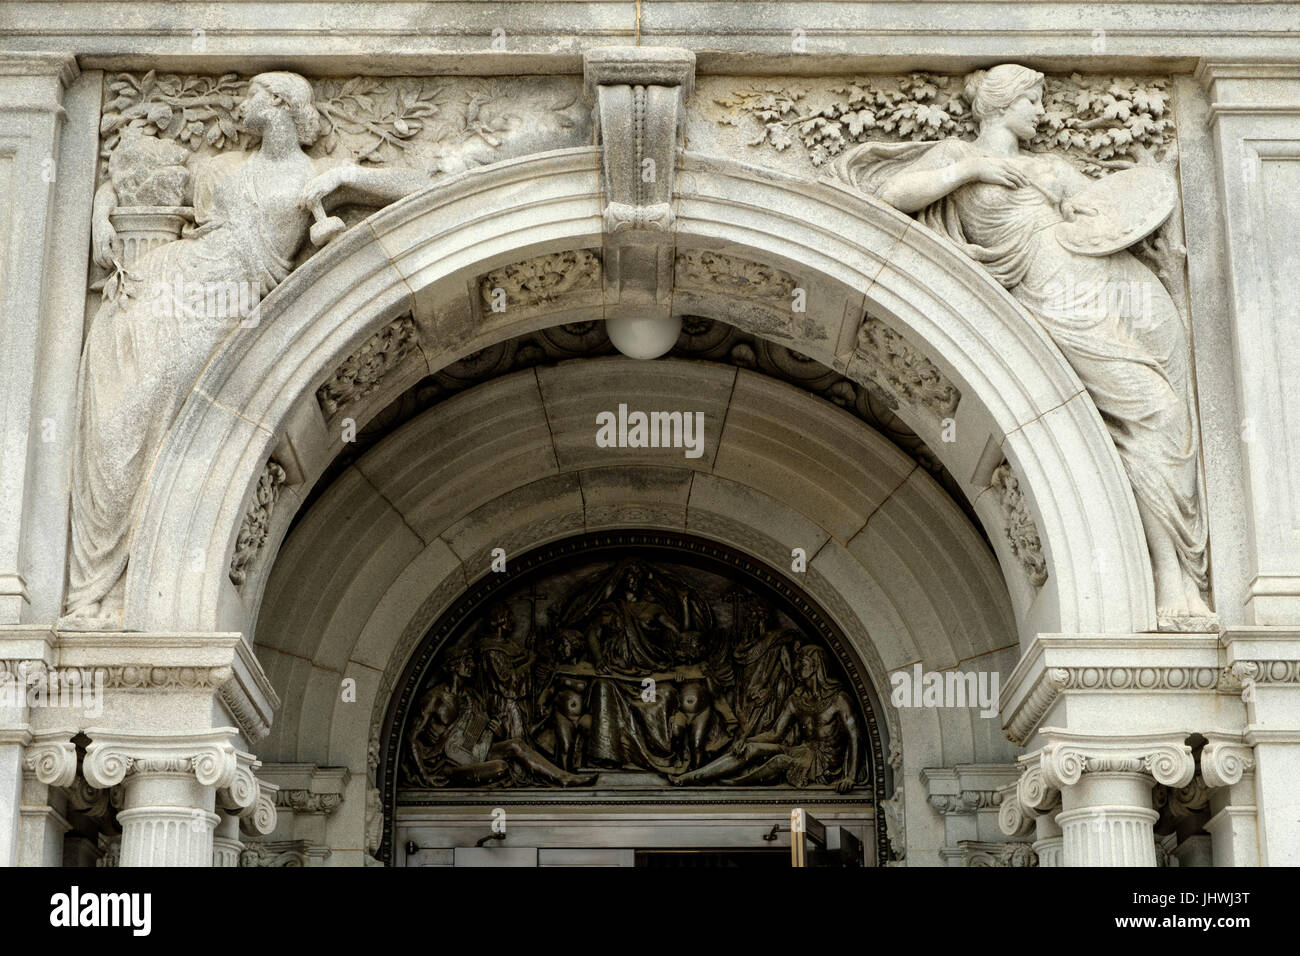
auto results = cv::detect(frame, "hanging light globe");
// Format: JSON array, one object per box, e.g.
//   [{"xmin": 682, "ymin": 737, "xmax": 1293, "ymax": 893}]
[{"xmin": 605, "ymin": 313, "xmax": 683, "ymax": 360}]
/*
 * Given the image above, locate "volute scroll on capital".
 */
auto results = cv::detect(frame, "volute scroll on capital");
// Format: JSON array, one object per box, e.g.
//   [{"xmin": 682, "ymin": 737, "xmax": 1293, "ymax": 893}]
[
  {"xmin": 1039, "ymin": 732, "xmax": 1195, "ymax": 790},
  {"xmin": 81, "ymin": 729, "xmax": 242, "ymax": 790},
  {"xmin": 1199, "ymin": 735, "xmax": 1256, "ymax": 789},
  {"xmin": 23, "ymin": 733, "xmax": 78, "ymax": 788}
]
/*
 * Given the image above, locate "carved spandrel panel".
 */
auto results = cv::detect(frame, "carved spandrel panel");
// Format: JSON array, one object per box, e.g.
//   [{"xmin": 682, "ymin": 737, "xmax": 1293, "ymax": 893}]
[{"xmin": 387, "ymin": 534, "xmax": 883, "ymax": 803}]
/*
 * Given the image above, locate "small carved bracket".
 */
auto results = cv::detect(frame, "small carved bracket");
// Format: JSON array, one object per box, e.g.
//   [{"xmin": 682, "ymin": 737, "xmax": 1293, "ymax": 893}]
[{"xmin": 583, "ymin": 47, "xmax": 695, "ymax": 320}]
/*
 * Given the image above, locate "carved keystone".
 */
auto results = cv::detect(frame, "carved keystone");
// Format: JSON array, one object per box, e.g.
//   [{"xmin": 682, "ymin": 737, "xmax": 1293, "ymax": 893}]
[{"xmin": 584, "ymin": 47, "xmax": 695, "ymax": 319}]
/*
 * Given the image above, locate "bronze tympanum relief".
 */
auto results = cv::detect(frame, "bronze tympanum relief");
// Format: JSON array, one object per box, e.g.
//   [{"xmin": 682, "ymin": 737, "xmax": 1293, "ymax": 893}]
[{"xmin": 379, "ymin": 532, "xmax": 889, "ymax": 862}]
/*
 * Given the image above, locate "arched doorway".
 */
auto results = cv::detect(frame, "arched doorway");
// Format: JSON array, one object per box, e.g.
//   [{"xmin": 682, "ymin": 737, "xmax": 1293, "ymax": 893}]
[
  {"xmin": 254, "ymin": 355, "xmax": 1021, "ymax": 865},
  {"xmin": 381, "ymin": 530, "xmax": 889, "ymax": 866}
]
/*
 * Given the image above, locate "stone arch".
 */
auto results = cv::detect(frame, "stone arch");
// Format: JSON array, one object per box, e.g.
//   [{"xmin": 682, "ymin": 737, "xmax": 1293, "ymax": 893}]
[
  {"xmin": 121, "ymin": 146, "xmax": 1156, "ymax": 642},
  {"xmin": 252, "ymin": 358, "xmax": 1021, "ymax": 865}
]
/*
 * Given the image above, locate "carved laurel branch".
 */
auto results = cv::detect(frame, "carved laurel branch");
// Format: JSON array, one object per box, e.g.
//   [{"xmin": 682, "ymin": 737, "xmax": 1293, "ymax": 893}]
[
  {"xmin": 990, "ymin": 462, "xmax": 1049, "ymax": 589},
  {"xmin": 100, "ymin": 72, "xmax": 439, "ymax": 173},
  {"xmin": 715, "ymin": 72, "xmax": 1175, "ymax": 175},
  {"xmin": 316, "ymin": 314, "xmax": 421, "ymax": 419}
]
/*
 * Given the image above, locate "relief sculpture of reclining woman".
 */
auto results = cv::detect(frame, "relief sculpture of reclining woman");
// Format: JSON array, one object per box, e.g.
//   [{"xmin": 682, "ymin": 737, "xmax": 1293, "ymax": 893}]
[{"xmin": 828, "ymin": 64, "xmax": 1213, "ymax": 627}]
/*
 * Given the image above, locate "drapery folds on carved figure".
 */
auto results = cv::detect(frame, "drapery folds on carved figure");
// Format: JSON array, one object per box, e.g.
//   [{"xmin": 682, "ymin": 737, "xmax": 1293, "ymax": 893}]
[
  {"xmin": 828, "ymin": 65, "xmax": 1211, "ymax": 624},
  {"xmin": 64, "ymin": 72, "xmax": 429, "ymax": 623}
]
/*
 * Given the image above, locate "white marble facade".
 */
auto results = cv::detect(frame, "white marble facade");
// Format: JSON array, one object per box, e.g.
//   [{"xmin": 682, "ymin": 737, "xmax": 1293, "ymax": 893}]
[{"xmin": 0, "ymin": 2, "xmax": 1298, "ymax": 867}]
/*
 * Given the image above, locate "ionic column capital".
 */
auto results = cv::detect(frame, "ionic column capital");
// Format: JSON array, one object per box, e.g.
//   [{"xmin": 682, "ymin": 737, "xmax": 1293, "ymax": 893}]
[
  {"xmin": 998, "ymin": 755, "xmax": 1062, "ymax": 838},
  {"xmin": 82, "ymin": 728, "xmax": 241, "ymax": 790},
  {"xmin": 1039, "ymin": 730, "xmax": 1195, "ymax": 790},
  {"xmin": 1200, "ymin": 732, "xmax": 1256, "ymax": 789},
  {"xmin": 22, "ymin": 731, "xmax": 76, "ymax": 787}
]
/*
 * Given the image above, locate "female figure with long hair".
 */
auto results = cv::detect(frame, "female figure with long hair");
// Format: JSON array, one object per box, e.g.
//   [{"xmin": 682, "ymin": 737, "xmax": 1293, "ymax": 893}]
[
  {"xmin": 831, "ymin": 65, "xmax": 1210, "ymax": 621},
  {"xmin": 66, "ymin": 72, "xmax": 427, "ymax": 623}
]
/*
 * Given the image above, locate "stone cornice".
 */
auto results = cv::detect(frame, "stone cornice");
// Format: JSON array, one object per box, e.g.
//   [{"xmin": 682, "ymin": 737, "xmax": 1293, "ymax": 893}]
[
  {"xmin": 5, "ymin": 4, "xmax": 1300, "ymax": 72},
  {"xmin": 53, "ymin": 632, "xmax": 279, "ymax": 742},
  {"xmin": 0, "ymin": 53, "xmax": 79, "ymax": 87},
  {"xmin": 1000, "ymin": 634, "xmax": 1223, "ymax": 745}
]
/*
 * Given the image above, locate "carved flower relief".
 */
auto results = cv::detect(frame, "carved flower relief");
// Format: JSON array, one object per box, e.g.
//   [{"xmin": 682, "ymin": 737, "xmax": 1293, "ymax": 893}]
[
  {"xmin": 316, "ymin": 315, "xmax": 421, "ymax": 418},
  {"xmin": 673, "ymin": 249, "xmax": 798, "ymax": 307},
  {"xmin": 853, "ymin": 317, "xmax": 960, "ymax": 418},
  {"xmin": 229, "ymin": 460, "xmax": 287, "ymax": 586},
  {"xmin": 477, "ymin": 249, "xmax": 602, "ymax": 312},
  {"xmin": 990, "ymin": 462, "xmax": 1049, "ymax": 588}
]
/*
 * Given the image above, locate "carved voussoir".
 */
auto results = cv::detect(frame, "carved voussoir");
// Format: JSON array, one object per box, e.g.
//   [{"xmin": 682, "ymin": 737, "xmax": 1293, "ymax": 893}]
[
  {"xmin": 316, "ymin": 314, "xmax": 420, "ymax": 419},
  {"xmin": 229, "ymin": 458, "xmax": 288, "ymax": 587},
  {"xmin": 851, "ymin": 317, "xmax": 961, "ymax": 419},
  {"xmin": 990, "ymin": 462, "xmax": 1049, "ymax": 589}
]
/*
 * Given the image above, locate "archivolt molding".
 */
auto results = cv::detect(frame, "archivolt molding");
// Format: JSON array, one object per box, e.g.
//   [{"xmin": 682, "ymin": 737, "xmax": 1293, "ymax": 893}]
[{"xmin": 121, "ymin": 146, "xmax": 1155, "ymax": 645}]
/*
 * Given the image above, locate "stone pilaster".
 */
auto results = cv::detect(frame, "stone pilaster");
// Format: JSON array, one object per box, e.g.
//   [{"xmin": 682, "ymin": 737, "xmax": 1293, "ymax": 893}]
[
  {"xmin": 0, "ymin": 54, "xmax": 80, "ymax": 623},
  {"xmin": 1219, "ymin": 628, "xmax": 1300, "ymax": 864},
  {"xmin": 1041, "ymin": 731, "xmax": 1195, "ymax": 867},
  {"xmin": 1199, "ymin": 731, "xmax": 1259, "ymax": 866},
  {"xmin": 922, "ymin": 765, "xmax": 1019, "ymax": 865},
  {"xmin": 1196, "ymin": 63, "xmax": 1300, "ymax": 624}
]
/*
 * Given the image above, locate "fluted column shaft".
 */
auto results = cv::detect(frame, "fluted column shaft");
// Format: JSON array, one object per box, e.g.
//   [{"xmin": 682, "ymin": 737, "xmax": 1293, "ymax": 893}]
[
  {"xmin": 212, "ymin": 811, "xmax": 244, "ymax": 867},
  {"xmin": 117, "ymin": 767, "xmax": 218, "ymax": 867},
  {"xmin": 1057, "ymin": 772, "xmax": 1159, "ymax": 866},
  {"xmin": 1033, "ymin": 810, "xmax": 1063, "ymax": 867}
]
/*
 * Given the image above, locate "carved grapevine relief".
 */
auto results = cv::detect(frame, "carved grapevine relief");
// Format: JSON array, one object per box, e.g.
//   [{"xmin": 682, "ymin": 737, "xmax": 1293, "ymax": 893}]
[
  {"xmin": 316, "ymin": 315, "xmax": 421, "ymax": 418},
  {"xmin": 853, "ymin": 316, "xmax": 961, "ymax": 418},
  {"xmin": 714, "ymin": 72, "xmax": 1175, "ymax": 176},
  {"xmin": 478, "ymin": 249, "xmax": 602, "ymax": 312},
  {"xmin": 229, "ymin": 459, "xmax": 288, "ymax": 586},
  {"xmin": 990, "ymin": 462, "xmax": 1049, "ymax": 588}
]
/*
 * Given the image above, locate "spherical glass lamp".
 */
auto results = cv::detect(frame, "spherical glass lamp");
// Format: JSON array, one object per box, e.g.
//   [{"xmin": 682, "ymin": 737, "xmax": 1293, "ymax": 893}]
[{"xmin": 605, "ymin": 313, "xmax": 683, "ymax": 360}]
